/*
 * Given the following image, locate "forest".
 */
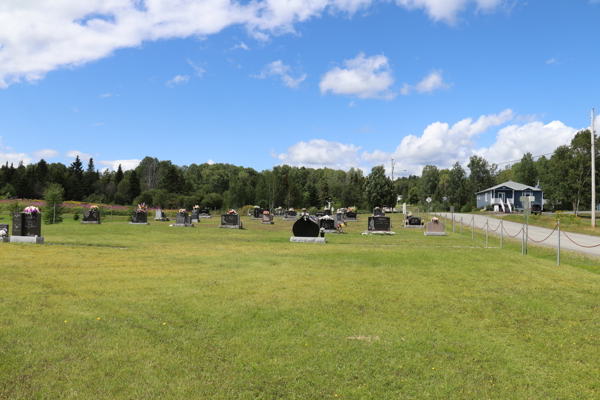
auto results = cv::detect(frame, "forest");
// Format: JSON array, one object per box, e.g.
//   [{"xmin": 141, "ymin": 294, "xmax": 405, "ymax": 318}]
[{"xmin": 1, "ymin": 129, "xmax": 598, "ymax": 213}]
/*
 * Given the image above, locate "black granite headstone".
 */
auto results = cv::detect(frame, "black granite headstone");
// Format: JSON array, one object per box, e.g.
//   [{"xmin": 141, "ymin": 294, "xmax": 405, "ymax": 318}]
[
  {"xmin": 83, "ymin": 210, "xmax": 100, "ymax": 222},
  {"xmin": 345, "ymin": 211, "xmax": 357, "ymax": 220},
  {"xmin": 191, "ymin": 210, "xmax": 200, "ymax": 220},
  {"xmin": 132, "ymin": 211, "xmax": 148, "ymax": 223},
  {"xmin": 176, "ymin": 212, "xmax": 190, "ymax": 225},
  {"xmin": 22, "ymin": 213, "xmax": 42, "ymax": 237},
  {"xmin": 368, "ymin": 216, "xmax": 391, "ymax": 231},
  {"xmin": 253, "ymin": 208, "xmax": 264, "ymax": 218},
  {"xmin": 323, "ymin": 209, "xmax": 332, "ymax": 216},
  {"xmin": 199, "ymin": 209, "xmax": 210, "ymax": 215},
  {"xmin": 292, "ymin": 215, "xmax": 320, "ymax": 237},
  {"xmin": 373, "ymin": 208, "xmax": 385, "ymax": 217},
  {"xmin": 408, "ymin": 217, "xmax": 422, "ymax": 226},
  {"xmin": 319, "ymin": 218, "xmax": 335, "ymax": 230},
  {"xmin": 285, "ymin": 210, "xmax": 297, "ymax": 217},
  {"xmin": 315, "ymin": 211, "xmax": 325, "ymax": 217},
  {"xmin": 12, "ymin": 212, "xmax": 22, "ymax": 236}
]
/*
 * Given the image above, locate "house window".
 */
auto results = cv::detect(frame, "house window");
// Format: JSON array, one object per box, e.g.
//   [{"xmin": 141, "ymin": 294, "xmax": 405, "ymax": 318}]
[
  {"xmin": 485, "ymin": 193, "xmax": 488, "ymax": 201},
  {"xmin": 523, "ymin": 190, "xmax": 532, "ymax": 197}
]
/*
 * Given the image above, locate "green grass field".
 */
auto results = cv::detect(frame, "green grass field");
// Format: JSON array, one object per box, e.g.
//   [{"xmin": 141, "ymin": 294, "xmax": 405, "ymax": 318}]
[{"xmin": 1, "ymin": 213, "xmax": 599, "ymax": 399}]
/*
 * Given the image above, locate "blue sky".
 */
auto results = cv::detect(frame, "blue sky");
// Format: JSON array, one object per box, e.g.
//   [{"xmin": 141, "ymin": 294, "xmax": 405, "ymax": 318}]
[{"xmin": 1, "ymin": 0, "xmax": 599, "ymax": 176}]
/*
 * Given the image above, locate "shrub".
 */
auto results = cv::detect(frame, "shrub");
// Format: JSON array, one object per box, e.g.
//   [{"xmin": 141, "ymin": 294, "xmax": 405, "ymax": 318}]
[
  {"xmin": 7, "ymin": 201, "xmax": 21, "ymax": 214},
  {"xmin": 486, "ymin": 205, "xmax": 494, "ymax": 211},
  {"xmin": 73, "ymin": 209, "xmax": 80, "ymax": 220},
  {"xmin": 460, "ymin": 204, "xmax": 472, "ymax": 213}
]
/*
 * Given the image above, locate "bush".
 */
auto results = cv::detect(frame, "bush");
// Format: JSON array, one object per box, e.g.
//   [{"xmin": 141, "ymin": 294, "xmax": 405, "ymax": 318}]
[
  {"xmin": 7, "ymin": 201, "xmax": 21, "ymax": 214},
  {"xmin": 73, "ymin": 209, "xmax": 80, "ymax": 220},
  {"xmin": 486, "ymin": 205, "xmax": 494, "ymax": 211},
  {"xmin": 460, "ymin": 204, "xmax": 472, "ymax": 213}
]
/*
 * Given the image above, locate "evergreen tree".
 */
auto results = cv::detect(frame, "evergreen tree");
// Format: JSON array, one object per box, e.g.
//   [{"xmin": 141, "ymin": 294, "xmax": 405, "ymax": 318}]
[
  {"xmin": 306, "ymin": 182, "xmax": 320, "ymax": 207},
  {"xmin": 115, "ymin": 164, "xmax": 124, "ymax": 187},
  {"xmin": 364, "ymin": 165, "xmax": 395, "ymax": 210},
  {"xmin": 84, "ymin": 158, "xmax": 98, "ymax": 197},
  {"xmin": 129, "ymin": 170, "xmax": 141, "ymax": 201},
  {"xmin": 320, "ymin": 181, "xmax": 330, "ymax": 207},
  {"xmin": 69, "ymin": 155, "xmax": 85, "ymax": 200}
]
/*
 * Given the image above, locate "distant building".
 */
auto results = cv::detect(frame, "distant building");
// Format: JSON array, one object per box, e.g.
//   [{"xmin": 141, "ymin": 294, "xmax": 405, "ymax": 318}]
[{"xmin": 476, "ymin": 180, "xmax": 543, "ymax": 212}]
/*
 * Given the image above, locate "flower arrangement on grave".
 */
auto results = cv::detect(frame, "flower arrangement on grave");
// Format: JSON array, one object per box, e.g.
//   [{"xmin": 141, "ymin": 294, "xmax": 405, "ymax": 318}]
[
  {"xmin": 193, "ymin": 205, "xmax": 200, "ymax": 209},
  {"xmin": 289, "ymin": 208, "xmax": 295, "ymax": 211},
  {"xmin": 0, "ymin": 228, "xmax": 7, "ymax": 237},
  {"xmin": 23, "ymin": 206, "xmax": 40, "ymax": 214},
  {"xmin": 263, "ymin": 210, "xmax": 270, "ymax": 215},
  {"xmin": 90, "ymin": 205, "xmax": 99, "ymax": 210},
  {"xmin": 136, "ymin": 203, "xmax": 148, "ymax": 213},
  {"xmin": 227, "ymin": 209, "xmax": 237, "ymax": 214},
  {"xmin": 336, "ymin": 209, "xmax": 343, "ymax": 214},
  {"xmin": 321, "ymin": 215, "xmax": 334, "ymax": 220},
  {"xmin": 178, "ymin": 209, "xmax": 186, "ymax": 213},
  {"xmin": 347, "ymin": 206, "xmax": 356, "ymax": 212},
  {"xmin": 432, "ymin": 217, "xmax": 439, "ymax": 223}
]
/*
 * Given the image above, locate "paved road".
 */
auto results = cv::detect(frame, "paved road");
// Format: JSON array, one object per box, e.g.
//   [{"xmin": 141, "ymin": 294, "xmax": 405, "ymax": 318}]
[{"xmin": 432, "ymin": 212, "xmax": 600, "ymax": 258}]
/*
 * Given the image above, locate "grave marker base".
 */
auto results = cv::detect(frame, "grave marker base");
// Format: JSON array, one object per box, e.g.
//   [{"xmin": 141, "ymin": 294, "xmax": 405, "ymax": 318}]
[
  {"xmin": 80, "ymin": 221, "xmax": 101, "ymax": 224},
  {"xmin": 362, "ymin": 231, "xmax": 396, "ymax": 235},
  {"xmin": 424, "ymin": 232, "xmax": 446, "ymax": 236},
  {"xmin": 154, "ymin": 218, "xmax": 170, "ymax": 221},
  {"xmin": 3, "ymin": 236, "xmax": 44, "ymax": 244},
  {"xmin": 289, "ymin": 237, "xmax": 327, "ymax": 243},
  {"xmin": 129, "ymin": 222, "xmax": 150, "ymax": 225},
  {"xmin": 261, "ymin": 221, "xmax": 274, "ymax": 225},
  {"xmin": 283, "ymin": 217, "xmax": 297, "ymax": 221},
  {"xmin": 403, "ymin": 225, "xmax": 425, "ymax": 229},
  {"xmin": 173, "ymin": 223, "xmax": 195, "ymax": 227},
  {"xmin": 198, "ymin": 215, "xmax": 212, "ymax": 219}
]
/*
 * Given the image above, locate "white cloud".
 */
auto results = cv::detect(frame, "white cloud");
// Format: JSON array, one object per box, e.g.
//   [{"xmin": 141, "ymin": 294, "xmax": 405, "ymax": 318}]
[
  {"xmin": 395, "ymin": 0, "xmax": 505, "ymax": 24},
  {"xmin": 207, "ymin": 159, "xmax": 215, "ymax": 165},
  {"xmin": 230, "ymin": 41, "xmax": 250, "ymax": 51},
  {"xmin": 99, "ymin": 93, "xmax": 112, "ymax": 98},
  {"xmin": 320, "ymin": 53, "xmax": 395, "ymax": 99},
  {"xmin": 33, "ymin": 149, "xmax": 59, "ymax": 159},
  {"xmin": 97, "ymin": 159, "xmax": 141, "ymax": 171},
  {"xmin": 166, "ymin": 75, "xmax": 190, "ymax": 87},
  {"xmin": 400, "ymin": 70, "xmax": 451, "ymax": 95},
  {"xmin": 546, "ymin": 58, "xmax": 557, "ymax": 64},
  {"xmin": 273, "ymin": 139, "xmax": 362, "ymax": 169},
  {"xmin": 252, "ymin": 60, "xmax": 307, "ymax": 89},
  {"xmin": 0, "ymin": 1, "xmax": 506, "ymax": 88},
  {"xmin": 66, "ymin": 150, "xmax": 94, "ymax": 161},
  {"xmin": 187, "ymin": 59, "xmax": 206, "ymax": 77},
  {"xmin": 348, "ymin": 101, "xmax": 357, "ymax": 107}
]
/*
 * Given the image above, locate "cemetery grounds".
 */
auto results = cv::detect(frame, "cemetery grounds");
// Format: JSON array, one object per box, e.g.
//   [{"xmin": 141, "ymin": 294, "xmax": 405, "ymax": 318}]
[{"xmin": 1, "ymin": 212, "xmax": 599, "ymax": 399}]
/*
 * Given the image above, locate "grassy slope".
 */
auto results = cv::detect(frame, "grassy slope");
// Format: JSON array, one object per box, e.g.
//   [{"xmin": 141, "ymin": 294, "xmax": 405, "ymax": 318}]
[{"xmin": 1, "ymin": 214, "xmax": 599, "ymax": 399}]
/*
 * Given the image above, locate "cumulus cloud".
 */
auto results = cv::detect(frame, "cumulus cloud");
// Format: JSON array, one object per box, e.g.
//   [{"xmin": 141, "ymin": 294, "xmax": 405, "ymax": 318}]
[
  {"xmin": 0, "ymin": 1, "xmax": 507, "ymax": 88},
  {"xmin": 166, "ymin": 75, "xmax": 190, "ymax": 87},
  {"xmin": 395, "ymin": 0, "xmax": 505, "ymax": 24},
  {"xmin": 66, "ymin": 150, "xmax": 95, "ymax": 161},
  {"xmin": 230, "ymin": 41, "xmax": 250, "ymax": 51},
  {"xmin": 272, "ymin": 109, "xmax": 580, "ymax": 176},
  {"xmin": 400, "ymin": 70, "xmax": 451, "ymax": 95},
  {"xmin": 252, "ymin": 60, "xmax": 307, "ymax": 89},
  {"xmin": 207, "ymin": 159, "xmax": 215, "ymax": 165},
  {"xmin": 320, "ymin": 53, "xmax": 395, "ymax": 99},
  {"xmin": 33, "ymin": 149, "xmax": 59, "ymax": 159},
  {"xmin": 273, "ymin": 139, "xmax": 362, "ymax": 169},
  {"xmin": 97, "ymin": 159, "xmax": 141, "ymax": 171}
]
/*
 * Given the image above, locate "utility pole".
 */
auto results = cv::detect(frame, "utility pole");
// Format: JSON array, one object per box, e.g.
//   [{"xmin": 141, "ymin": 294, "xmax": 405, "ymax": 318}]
[
  {"xmin": 391, "ymin": 158, "xmax": 395, "ymax": 182},
  {"xmin": 592, "ymin": 108, "xmax": 596, "ymax": 228}
]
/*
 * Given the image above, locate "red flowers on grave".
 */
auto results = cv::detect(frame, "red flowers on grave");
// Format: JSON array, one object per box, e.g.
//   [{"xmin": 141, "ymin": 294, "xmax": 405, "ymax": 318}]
[
  {"xmin": 227, "ymin": 209, "xmax": 237, "ymax": 214},
  {"xmin": 263, "ymin": 210, "xmax": 270, "ymax": 215},
  {"xmin": 136, "ymin": 203, "xmax": 148, "ymax": 213}
]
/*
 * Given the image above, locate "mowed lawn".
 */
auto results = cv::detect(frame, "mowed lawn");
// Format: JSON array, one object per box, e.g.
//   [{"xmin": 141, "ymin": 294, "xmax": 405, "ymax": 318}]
[{"xmin": 1, "ymin": 214, "xmax": 599, "ymax": 399}]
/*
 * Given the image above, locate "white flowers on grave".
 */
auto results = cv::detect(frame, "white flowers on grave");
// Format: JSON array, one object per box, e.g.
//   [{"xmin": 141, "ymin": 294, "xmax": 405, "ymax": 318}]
[
  {"xmin": 0, "ymin": 229, "xmax": 7, "ymax": 237},
  {"xmin": 23, "ymin": 206, "xmax": 40, "ymax": 214},
  {"xmin": 178, "ymin": 209, "xmax": 186, "ymax": 213},
  {"xmin": 136, "ymin": 203, "xmax": 148, "ymax": 213},
  {"xmin": 193, "ymin": 205, "xmax": 200, "ymax": 209}
]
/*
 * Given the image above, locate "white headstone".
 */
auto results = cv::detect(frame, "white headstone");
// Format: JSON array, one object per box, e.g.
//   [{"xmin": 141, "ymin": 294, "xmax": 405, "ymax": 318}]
[{"xmin": 403, "ymin": 203, "xmax": 407, "ymax": 215}]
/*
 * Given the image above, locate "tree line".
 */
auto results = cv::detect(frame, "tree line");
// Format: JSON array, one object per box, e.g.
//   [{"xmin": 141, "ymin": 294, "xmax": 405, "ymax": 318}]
[{"xmin": 0, "ymin": 129, "xmax": 598, "ymax": 213}]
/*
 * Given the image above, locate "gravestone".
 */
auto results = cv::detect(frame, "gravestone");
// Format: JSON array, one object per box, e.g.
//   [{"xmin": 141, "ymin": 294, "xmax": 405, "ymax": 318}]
[
  {"xmin": 345, "ymin": 211, "xmax": 357, "ymax": 221},
  {"xmin": 262, "ymin": 213, "xmax": 274, "ymax": 224},
  {"xmin": 404, "ymin": 216, "xmax": 424, "ymax": 229},
  {"xmin": 12, "ymin": 212, "xmax": 22, "ymax": 236},
  {"xmin": 323, "ymin": 209, "xmax": 332, "ymax": 216},
  {"xmin": 315, "ymin": 211, "xmax": 325, "ymax": 218},
  {"xmin": 368, "ymin": 216, "xmax": 391, "ymax": 232},
  {"xmin": 335, "ymin": 213, "xmax": 344, "ymax": 226},
  {"xmin": 9, "ymin": 212, "xmax": 44, "ymax": 243},
  {"xmin": 291, "ymin": 215, "xmax": 326, "ymax": 243},
  {"xmin": 174, "ymin": 212, "xmax": 194, "ymax": 227},
  {"xmin": 319, "ymin": 217, "xmax": 336, "ymax": 233},
  {"xmin": 424, "ymin": 219, "xmax": 446, "ymax": 236},
  {"xmin": 220, "ymin": 214, "xmax": 242, "ymax": 229},
  {"xmin": 81, "ymin": 209, "xmax": 101, "ymax": 224},
  {"xmin": 403, "ymin": 203, "xmax": 407, "ymax": 215},
  {"xmin": 191, "ymin": 209, "xmax": 200, "ymax": 223},
  {"xmin": 154, "ymin": 209, "xmax": 169, "ymax": 221},
  {"xmin": 373, "ymin": 208, "xmax": 385, "ymax": 217},
  {"xmin": 252, "ymin": 208, "xmax": 264, "ymax": 219},
  {"xmin": 130, "ymin": 211, "xmax": 149, "ymax": 224},
  {"xmin": 198, "ymin": 209, "xmax": 212, "ymax": 219},
  {"xmin": 284, "ymin": 210, "xmax": 297, "ymax": 221}
]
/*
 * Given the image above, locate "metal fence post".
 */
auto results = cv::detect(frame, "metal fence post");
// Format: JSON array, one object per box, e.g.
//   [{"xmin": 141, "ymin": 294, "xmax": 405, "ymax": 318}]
[
  {"xmin": 500, "ymin": 219, "xmax": 504, "ymax": 249},
  {"xmin": 460, "ymin": 217, "xmax": 463, "ymax": 235},
  {"xmin": 471, "ymin": 216, "xmax": 474, "ymax": 240},
  {"xmin": 53, "ymin": 203, "xmax": 56, "ymax": 225},
  {"xmin": 521, "ymin": 223, "xmax": 525, "ymax": 255},
  {"xmin": 485, "ymin": 220, "xmax": 488, "ymax": 247},
  {"xmin": 557, "ymin": 220, "xmax": 560, "ymax": 266},
  {"xmin": 452, "ymin": 213, "xmax": 455, "ymax": 233}
]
